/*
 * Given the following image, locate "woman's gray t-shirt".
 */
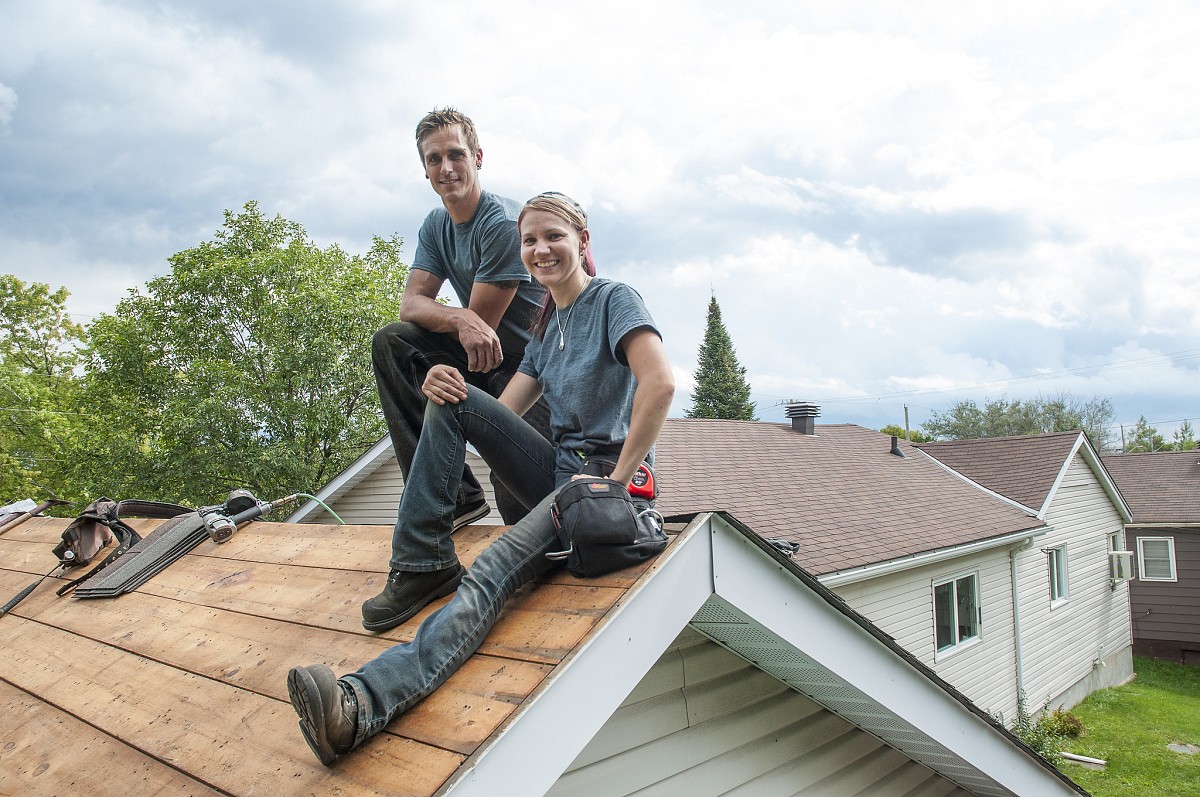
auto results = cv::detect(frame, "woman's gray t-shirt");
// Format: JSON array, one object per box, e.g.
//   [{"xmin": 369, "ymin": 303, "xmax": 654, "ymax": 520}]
[{"xmin": 517, "ymin": 278, "xmax": 660, "ymax": 474}]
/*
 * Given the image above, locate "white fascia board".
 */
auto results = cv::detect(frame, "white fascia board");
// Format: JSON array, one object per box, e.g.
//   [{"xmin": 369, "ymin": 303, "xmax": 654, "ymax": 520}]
[
  {"xmin": 285, "ymin": 435, "xmax": 393, "ymax": 522},
  {"xmin": 442, "ymin": 517, "xmax": 716, "ymax": 797},
  {"xmin": 916, "ymin": 448, "xmax": 1042, "ymax": 517},
  {"xmin": 1069, "ymin": 435, "xmax": 1134, "ymax": 523},
  {"xmin": 703, "ymin": 514, "xmax": 1084, "ymax": 797},
  {"xmin": 819, "ymin": 526, "xmax": 1048, "ymax": 588}
]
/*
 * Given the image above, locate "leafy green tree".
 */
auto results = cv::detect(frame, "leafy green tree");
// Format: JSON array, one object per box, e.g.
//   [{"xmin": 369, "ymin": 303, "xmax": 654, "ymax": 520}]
[
  {"xmin": 1122, "ymin": 416, "xmax": 1167, "ymax": 453},
  {"xmin": 687, "ymin": 295, "xmax": 756, "ymax": 421},
  {"xmin": 0, "ymin": 276, "xmax": 85, "ymax": 502},
  {"xmin": 922, "ymin": 393, "xmax": 1115, "ymax": 450},
  {"xmin": 880, "ymin": 424, "xmax": 932, "ymax": 443},
  {"xmin": 1172, "ymin": 419, "xmax": 1196, "ymax": 451},
  {"xmin": 69, "ymin": 202, "xmax": 407, "ymax": 507}
]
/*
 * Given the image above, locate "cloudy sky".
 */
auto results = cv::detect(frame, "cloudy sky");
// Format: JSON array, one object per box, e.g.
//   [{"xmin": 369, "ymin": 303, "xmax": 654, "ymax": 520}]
[{"xmin": 3, "ymin": 1, "xmax": 1198, "ymax": 446}]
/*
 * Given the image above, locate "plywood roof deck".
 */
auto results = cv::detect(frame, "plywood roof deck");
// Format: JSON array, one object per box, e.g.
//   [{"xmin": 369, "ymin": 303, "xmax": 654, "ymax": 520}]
[{"xmin": 0, "ymin": 515, "xmax": 664, "ymax": 797}]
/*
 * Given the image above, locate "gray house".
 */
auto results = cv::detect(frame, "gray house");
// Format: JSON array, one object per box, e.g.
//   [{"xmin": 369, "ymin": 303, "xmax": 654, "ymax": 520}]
[{"xmin": 1102, "ymin": 449, "xmax": 1200, "ymax": 664}]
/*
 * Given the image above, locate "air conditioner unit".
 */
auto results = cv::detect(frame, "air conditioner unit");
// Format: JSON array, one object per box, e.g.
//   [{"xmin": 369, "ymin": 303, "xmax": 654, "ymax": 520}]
[{"xmin": 1109, "ymin": 550, "xmax": 1133, "ymax": 582}]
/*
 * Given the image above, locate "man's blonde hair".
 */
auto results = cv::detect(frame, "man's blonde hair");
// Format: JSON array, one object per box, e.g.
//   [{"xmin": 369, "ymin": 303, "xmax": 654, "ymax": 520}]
[{"xmin": 415, "ymin": 107, "xmax": 480, "ymax": 161}]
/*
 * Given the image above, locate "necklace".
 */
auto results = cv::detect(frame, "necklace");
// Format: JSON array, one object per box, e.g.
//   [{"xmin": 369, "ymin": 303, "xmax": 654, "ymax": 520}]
[{"xmin": 554, "ymin": 277, "xmax": 592, "ymax": 351}]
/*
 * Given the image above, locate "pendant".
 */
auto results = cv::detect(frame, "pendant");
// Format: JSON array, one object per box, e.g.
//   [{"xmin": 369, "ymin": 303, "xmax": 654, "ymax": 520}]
[{"xmin": 559, "ymin": 332, "xmax": 565, "ymax": 350}]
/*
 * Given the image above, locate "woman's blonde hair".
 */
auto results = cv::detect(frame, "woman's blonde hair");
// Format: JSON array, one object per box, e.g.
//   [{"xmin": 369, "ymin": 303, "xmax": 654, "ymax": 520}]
[{"xmin": 520, "ymin": 192, "xmax": 596, "ymax": 339}]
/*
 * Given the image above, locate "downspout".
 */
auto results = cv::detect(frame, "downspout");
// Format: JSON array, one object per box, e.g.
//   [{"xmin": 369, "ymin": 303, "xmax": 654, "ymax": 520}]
[{"xmin": 1010, "ymin": 538, "xmax": 1034, "ymax": 703}]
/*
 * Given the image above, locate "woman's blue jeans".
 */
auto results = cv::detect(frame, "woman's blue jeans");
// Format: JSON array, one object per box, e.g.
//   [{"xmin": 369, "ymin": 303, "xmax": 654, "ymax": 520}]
[{"xmin": 345, "ymin": 385, "xmax": 570, "ymax": 743}]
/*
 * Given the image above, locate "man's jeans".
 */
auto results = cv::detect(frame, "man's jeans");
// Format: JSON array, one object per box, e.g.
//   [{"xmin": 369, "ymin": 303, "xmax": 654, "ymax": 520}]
[
  {"xmin": 345, "ymin": 386, "xmax": 568, "ymax": 740},
  {"xmin": 372, "ymin": 320, "xmax": 552, "ymax": 525}
]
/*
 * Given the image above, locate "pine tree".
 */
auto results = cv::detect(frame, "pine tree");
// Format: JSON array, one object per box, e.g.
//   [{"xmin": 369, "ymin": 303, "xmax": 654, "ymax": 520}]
[{"xmin": 687, "ymin": 295, "xmax": 757, "ymax": 420}]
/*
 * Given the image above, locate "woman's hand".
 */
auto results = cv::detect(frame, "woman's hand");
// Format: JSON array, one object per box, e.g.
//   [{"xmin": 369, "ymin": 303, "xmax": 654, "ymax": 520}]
[{"xmin": 423, "ymin": 364, "xmax": 469, "ymax": 405}]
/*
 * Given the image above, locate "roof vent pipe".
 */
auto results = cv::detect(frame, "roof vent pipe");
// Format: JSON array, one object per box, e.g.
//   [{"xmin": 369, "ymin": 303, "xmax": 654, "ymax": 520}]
[
  {"xmin": 785, "ymin": 401, "xmax": 820, "ymax": 435},
  {"xmin": 890, "ymin": 435, "xmax": 908, "ymax": 458}
]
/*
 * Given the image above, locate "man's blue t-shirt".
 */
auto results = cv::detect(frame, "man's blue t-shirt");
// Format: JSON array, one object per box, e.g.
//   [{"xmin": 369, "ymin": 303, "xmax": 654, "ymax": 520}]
[{"xmin": 411, "ymin": 191, "xmax": 544, "ymax": 357}]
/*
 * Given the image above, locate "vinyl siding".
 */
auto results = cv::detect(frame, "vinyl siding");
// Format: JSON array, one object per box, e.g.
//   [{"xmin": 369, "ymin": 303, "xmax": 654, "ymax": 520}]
[
  {"xmin": 304, "ymin": 452, "xmax": 502, "ymax": 525},
  {"xmin": 1015, "ymin": 458, "xmax": 1133, "ymax": 710},
  {"xmin": 548, "ymin": 629, "xmax": 973, "ymax": 796},
  {"xmin": 1128, "ymin": 528, "xmax": 1200, "ymax": 649},
  {"xmin": 834, "ymin": 550, "xmax": 1020, "ymax": 720}
]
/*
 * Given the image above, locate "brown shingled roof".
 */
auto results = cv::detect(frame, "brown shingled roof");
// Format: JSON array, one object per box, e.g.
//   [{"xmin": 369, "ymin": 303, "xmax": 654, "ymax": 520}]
[
  {"xmin": 653, "ymin": 420, "xmax": 1045, "ymax": 577},
  {"xmin": 1102, "ymin": 449, "xmax": 1200, "ymax": 524},
  {"xmin": 916, "ymin": 431, "xmax": 1083, "ymax": 512}
]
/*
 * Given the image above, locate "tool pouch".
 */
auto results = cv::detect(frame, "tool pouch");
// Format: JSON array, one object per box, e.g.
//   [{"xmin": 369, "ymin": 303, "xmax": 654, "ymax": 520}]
[
  {"xmin": 51, "ymin": 497, "xmax": 192, "ymax": 596},
  {"xmin": 547, "ymin": 458, "xmax": 666, "ymax": 578}
]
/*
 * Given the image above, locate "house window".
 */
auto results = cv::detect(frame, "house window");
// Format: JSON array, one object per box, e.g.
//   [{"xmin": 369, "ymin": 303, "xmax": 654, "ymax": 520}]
[
  {"xmin": 1138, "ymin": 537, "xmax": 1177, "ymax": 582},
  {"xmin": 1048, "ymin": 546, "xmax": 1069, "ymax": 603},
  {"xmin": 934, "ymin": 573, "xmax": 980, "ymax": 654}
]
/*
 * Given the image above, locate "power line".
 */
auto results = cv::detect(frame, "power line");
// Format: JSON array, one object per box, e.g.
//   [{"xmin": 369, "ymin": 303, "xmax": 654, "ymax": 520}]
[{"xmin": 744, "ymin": 347, "xmax": 1200, "ymax": 406}]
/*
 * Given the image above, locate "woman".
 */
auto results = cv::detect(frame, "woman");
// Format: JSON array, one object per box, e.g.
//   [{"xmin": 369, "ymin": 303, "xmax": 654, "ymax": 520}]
[{"xmin": 287, "ymin": 192, "xmax": 675, "ymax": 765}]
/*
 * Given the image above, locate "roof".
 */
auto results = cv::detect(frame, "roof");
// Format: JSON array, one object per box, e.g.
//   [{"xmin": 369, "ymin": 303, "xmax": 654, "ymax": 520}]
[
  {"xmin": 653, "ymin": 420, "xmax": 1047, "ymax": 577},
  {"xmin": 1102, "ymin": 449, "xmax": 1200, "ymax": 525},
  {"xmin": 917, "ymin": 431, "xmax": 1131, "ymax": 523},
  {"xmin": 0, "ymin": 511, "xmax": 1085, "ymax": 796}
]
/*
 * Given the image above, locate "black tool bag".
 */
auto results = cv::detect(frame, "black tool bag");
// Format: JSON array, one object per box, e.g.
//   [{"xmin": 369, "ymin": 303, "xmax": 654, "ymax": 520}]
[
  {"xmin": 547, "ymin": 458, "xmax": 667, "ymax": 578},
  {"xmin": 52, "ymin": 497, "xmax": 192, "ymax": 596}
]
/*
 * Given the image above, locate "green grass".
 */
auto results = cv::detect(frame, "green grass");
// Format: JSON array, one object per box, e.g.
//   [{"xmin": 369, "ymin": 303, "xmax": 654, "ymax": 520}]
[{"xmin": 1059, "ymin": 656, "xmax": 1200, "ymax": 796}]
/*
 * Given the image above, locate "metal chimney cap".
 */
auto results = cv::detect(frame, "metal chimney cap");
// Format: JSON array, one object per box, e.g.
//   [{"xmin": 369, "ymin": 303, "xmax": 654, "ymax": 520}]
[{"xmin": 784, "ymin": 401, "xmax": 821, "ymax": 419}]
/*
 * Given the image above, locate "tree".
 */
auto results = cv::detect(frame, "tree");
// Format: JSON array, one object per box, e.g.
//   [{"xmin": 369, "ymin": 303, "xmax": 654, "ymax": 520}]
[
  {"xmin": 880, "ymin": 424, "xmax": 932, "ymax": 443},
  {"xmin": 69, "ymin": 202, "xmax": 408, "ymax": 508},
  {"xmin": 1172, "ymin": 419, "xmax": 1197, "ymax": 451},
  {"xmin": 921, "ymin": 393, "xmax": 1115, "ymax": 449},
  {"xmin": 0, "ymin": 275, "xmax": 85, "ymax": 502},
  {"xmin": 1122, "ymin": 416, "xmax": 1167, "ymax": 453},
  {"xmin": 687, "ymin": 295, "xmax": 756, "ymax": 421}
]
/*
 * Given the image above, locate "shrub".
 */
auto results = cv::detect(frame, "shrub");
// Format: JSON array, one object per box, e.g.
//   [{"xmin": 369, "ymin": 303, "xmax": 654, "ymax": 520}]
[{"xmin": 1041, "ymin": 707, "xmax": 1086, "ymax": 738}]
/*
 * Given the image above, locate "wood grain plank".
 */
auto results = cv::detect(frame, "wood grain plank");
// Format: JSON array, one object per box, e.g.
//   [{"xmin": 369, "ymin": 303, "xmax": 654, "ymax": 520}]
[
  {"xmin": 2, "ymin": 569, "xmax": 554, "ymax": 757},
  {"xmin": 0, "ymin": 617, "xmax": 464, "ymax": 797},
  {"xmin": 0, "ymin": 680, "xmax": 222, "ymax": 797}
]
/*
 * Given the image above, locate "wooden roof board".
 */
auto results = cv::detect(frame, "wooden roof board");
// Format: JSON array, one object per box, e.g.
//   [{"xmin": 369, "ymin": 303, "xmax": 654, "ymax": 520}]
[
  {"xmin": 0, "ymin": 510, "xmax": 1089, "ymax": 797},
  {"xmin": 0, "ymin": 515, "xmax": 658, "ymax": 797}
]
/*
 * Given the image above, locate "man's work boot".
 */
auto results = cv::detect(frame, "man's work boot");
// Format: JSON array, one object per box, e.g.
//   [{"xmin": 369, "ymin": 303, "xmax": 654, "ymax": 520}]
[
  {"xmin": 287, "ymin": 664, "xmax": 357, "ymax": 766},
  {"xmin": 361, "ymin": 564, "xmax": 465, "ymax": 632}
]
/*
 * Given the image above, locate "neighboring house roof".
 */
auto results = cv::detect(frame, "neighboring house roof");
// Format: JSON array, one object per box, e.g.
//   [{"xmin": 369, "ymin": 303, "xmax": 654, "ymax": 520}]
[
  {"xmin": 917, "ymin": 431, "xmax": 1132, "ymax": 523},
  {"xmin": 1, "ymin": 512, "xmax": 1086, "ymax": 797},
  {"xmin": 1102, "ymin": 449, "xmax": 1200, "ymax": 525},
  {"xmin": 653, "ymin": 420, "xmax": 1047, "ymax": 578}
]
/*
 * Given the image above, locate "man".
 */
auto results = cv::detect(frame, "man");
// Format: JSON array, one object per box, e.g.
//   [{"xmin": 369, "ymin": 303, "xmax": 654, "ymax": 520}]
[{"xmin": 373, "ymin": 107, "xmax": 549, "ymax": 535}]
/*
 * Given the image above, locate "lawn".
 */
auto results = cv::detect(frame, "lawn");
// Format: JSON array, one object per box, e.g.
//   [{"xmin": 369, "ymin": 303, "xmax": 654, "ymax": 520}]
[{"xmin": 1058, "ymin": 656, "xmax": 1200, "ymax": 796}]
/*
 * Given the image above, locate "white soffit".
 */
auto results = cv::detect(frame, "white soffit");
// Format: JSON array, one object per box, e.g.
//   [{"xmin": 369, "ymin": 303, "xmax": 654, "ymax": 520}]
[{"xmin": 695, "ymin": 513, "xmax": 1085, "ymax": 797}]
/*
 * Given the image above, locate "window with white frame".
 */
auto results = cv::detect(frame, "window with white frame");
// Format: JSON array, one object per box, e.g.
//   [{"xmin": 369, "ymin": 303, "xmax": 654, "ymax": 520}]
[
  {"xmin": 1138, "ymin": 537, "xmax": 1177, "ymax": 581},
  {"xmin": 1048, "ymin": 545, "xmax": 1069, "ymax": 603},
  {"xmin": 934, "ymin": 573, "xmax": 980, "ymax": 654}
]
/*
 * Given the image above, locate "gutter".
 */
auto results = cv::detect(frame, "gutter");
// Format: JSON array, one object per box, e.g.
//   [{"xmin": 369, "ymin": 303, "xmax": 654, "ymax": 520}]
[
  {"xmin": 1010, "ymin": 537, "xmax": 1035, "ymax": 702},
  {"xmin": 819, "ymin": 525, "xmax": 1048, "ymax": 588}
]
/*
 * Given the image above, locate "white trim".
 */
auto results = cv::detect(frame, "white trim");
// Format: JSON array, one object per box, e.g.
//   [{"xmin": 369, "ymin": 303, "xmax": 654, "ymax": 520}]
[
  {"xmin": 819, "ymin": 526, "xmax": 1046, "ymax": 588},
  {"xmin": 443, "ymin": 518, "xmax": 714, "ymax": 796},
  {"xmin": 286, "ymin": 436, "xmax": 394, "ymax": 522},
  {"xmin": 1070, "ymin": 434, "xmax": 1134, "ymax": 524},
  {"xmin": 1137, "ymin": 536, "xmax": 1178, "ymax": 582},
  {"xmin": 444, "ymin": 513, "xmax": 1085, "ymax": 796},
  {"xmin": 932, "ymin": 570, "xmax": 982, "ymax": 658},
  {"xmin": 1047, "ymin": 544, "xmax": 1069, "ymax": 604}
]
